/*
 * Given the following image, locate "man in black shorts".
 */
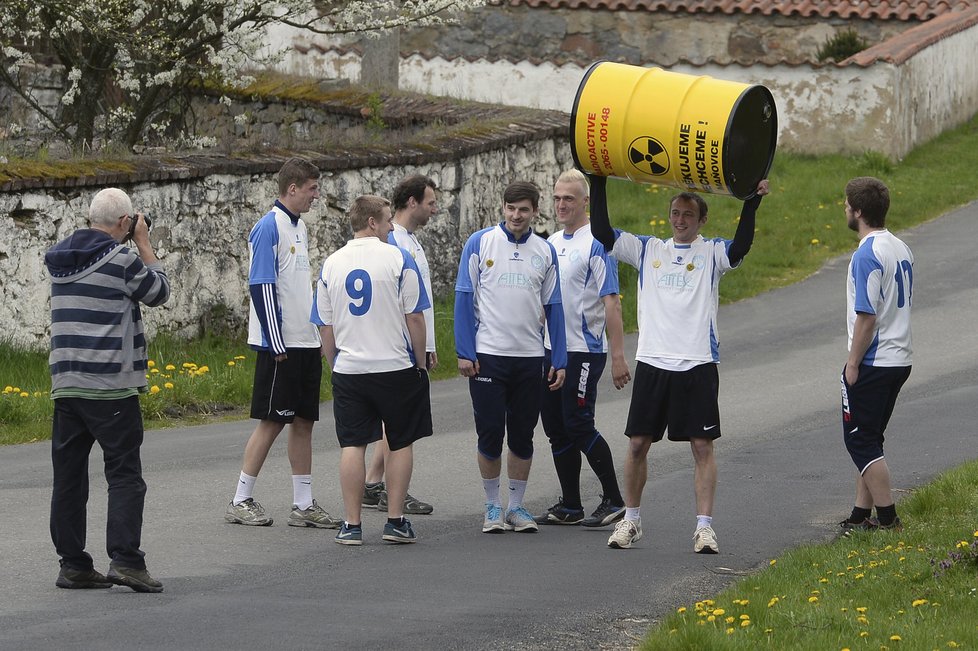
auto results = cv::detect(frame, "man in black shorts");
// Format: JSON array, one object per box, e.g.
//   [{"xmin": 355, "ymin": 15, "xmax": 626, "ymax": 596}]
[
  {"xmin": 312, "ymin": 195, "xmax": 433, "ymax": 545},
  {"xmin": 224, "ymin": 158, "xmax": 340, "ymax": 529},
  {"xmin": 590, "ymin": 175, "xmax": 768, "ymax": 552}
]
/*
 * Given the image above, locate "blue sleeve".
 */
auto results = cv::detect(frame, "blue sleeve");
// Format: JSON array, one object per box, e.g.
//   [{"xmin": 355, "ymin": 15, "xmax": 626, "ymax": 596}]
[
  {"xmin": 249, "ymin": 212, "xmax": 280, "ymax": 285},
  {"xmin": 400, "ymin": 247, "xmax": 431, "ymax": 312},
  {"xmin": 387, "ymin": 232, "xmax": 398, "ymax": 246},
  {"xmin": 310, "ymin": 278, "xmax": 326, "ymax": 327},
  {"xmin": 250, "ymin": 283, "xmax": 286, "ymax": 355},
  {"xmin": 544, "ymin": 303, "xmax": 567, "ymax": 370},
  {"xmin": 852, "ymin": 242, "xmax": 882, "ymax": 315},
  {"xmin": 454, "ymin": 291, "xmax": 477, "ymax": 362}
]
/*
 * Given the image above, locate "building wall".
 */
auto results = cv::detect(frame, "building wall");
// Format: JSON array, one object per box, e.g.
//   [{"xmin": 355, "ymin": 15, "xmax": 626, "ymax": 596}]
[{"xmin": 0, "ymin": 139, "xmax": 572, "ymax": 349}]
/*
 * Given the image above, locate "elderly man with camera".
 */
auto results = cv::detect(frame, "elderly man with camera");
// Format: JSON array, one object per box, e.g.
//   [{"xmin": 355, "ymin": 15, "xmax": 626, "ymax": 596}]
[{"xmin": 45, "ymin": 187, "xmax": 170, "ymax": 593}]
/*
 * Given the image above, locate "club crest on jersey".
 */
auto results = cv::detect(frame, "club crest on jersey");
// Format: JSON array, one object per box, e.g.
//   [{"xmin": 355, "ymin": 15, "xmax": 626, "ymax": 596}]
[
  {"xmin": 652, "ymin": 260, "xmax": 661, "ymax": 268},
  {"xmin": 486, "ymin": 259, "xmax": 494, "ymax": 268}
]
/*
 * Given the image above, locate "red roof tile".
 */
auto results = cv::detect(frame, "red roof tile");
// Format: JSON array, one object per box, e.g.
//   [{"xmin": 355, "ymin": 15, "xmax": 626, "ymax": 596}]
[{"xmin": 490, "ymin": 0, "xmax": 976, "ymax": 21}]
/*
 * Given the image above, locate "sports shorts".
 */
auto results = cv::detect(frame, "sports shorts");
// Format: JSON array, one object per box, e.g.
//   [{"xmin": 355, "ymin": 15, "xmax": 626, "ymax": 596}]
[
  {"xmin": 841, "ymin": 364, "xmax": 911, "ymax": 473},
  {"xmin": 331, "ymin": 366, "xmax": 433, "ymax": 450},
  {"xmin": 624, "ymin": 361, "xmax": 721, "ymax": 442},
  {"xmin": 250, "ymin": 347, "xmax": 322, "ymax": 423}
]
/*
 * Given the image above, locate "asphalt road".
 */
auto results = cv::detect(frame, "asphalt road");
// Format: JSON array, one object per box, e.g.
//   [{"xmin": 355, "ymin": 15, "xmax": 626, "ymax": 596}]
[{"xmin": 2, "ymin": 202, "xmax": 976, "ymax": 651}]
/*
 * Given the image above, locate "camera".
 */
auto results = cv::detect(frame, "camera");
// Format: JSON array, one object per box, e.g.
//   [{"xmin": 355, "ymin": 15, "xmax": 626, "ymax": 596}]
[{"xmin": 126, "ymin": 213, "xmax": 153, "ymax": 241}]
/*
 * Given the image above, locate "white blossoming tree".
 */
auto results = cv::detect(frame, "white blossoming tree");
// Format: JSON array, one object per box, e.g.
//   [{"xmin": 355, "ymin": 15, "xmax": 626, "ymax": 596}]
[{"xmin": 0, "ymin": 0, "xmax": 484, "ymax": 149}]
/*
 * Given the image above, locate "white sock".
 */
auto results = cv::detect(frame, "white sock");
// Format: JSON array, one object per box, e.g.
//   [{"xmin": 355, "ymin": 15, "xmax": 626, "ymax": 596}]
[
  {"xmin": 507, "ymin": 479, "xmax": 528, "ymax": 510},
  {"xmin": 696, "ymin": 514, "xmax": 713, "ymax": 530},
  {"xmin": 293, "ymin": 474, "xmax": 313, "ymax": 510},
  {"xmin": 483, "ymin": 477, "xmax": 501, "ymax": 507},
  {"xmin": 624, "ymin": 507, "xmax": 641, "ymax": 522},
  {"xmin": 233, "ymin": 472, "xmax": 257, "ymax": 505}
]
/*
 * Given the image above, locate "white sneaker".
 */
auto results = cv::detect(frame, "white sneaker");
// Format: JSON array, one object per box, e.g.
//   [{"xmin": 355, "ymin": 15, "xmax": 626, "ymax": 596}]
[
  {"xmin": 504, "ymin": 506, "xmax": 539, "ymax": 533},
  {"xmin": 483, "ymin": 503, "xmax": 505, "ymax": 533},
  {"xmin": 693, "ymin": 525, "xmax": 719, "ymax": 554},
  {"xmin": 607, "ymin": 518, "xmax": 642, "ymax": 549}
]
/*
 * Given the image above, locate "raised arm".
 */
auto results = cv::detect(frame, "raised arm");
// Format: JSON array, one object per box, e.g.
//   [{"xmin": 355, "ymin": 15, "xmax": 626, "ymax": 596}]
[{"xmin": 728, "ymin": 179, "xmax": 770, "ymax": 266}]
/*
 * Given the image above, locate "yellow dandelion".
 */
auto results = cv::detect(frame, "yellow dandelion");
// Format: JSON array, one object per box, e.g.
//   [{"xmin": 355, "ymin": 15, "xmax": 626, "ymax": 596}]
[
  {"xmin": 669, "ymin": 629, "xmax": 677, "ymax": 635},
  {"xmin": 725, "ymin": 628, "xmax": 734, "ymax": 635},
  {"xmin": 149, "ymin": 385, "xmax": 160, "ymax": 394},
  {"xmin": 19, "ymin": 391, "xmax": 29, "ymax": 398},
  {"xmin": 165, "ymin": 364, "xmax": 176, "ymax": 371},
  {"xmin": 164, "ymin": 382, "xmax": 174, "ymax": 389},
  {"xmin": 198, "ymin": 365, "xmax": 210, "ymax": 373},
  {"xmin": 912, "ymin": 599, "xmax": 928, "ymax": 608},
  {"xmin": 819, "ymin": 578, "xmax": 829, "ymax": 583},
  {"xmin": 234, "ymin": 355, "xmax": 246, "ymax": 360},
  {"xmin": 3, "ymin": 385, "xmax": 12, "ymax": 393},
  {"xmin": 182, "ymin": 362, "xmax": 197, "ymax": 369},
  {"xmin": 855, "ymin": 573, "xmax": 865, "ymax": 579},
  {"xmin": 841, "ymin": 607, "xmax": 848, "ymax": 612},
  {"xmin": 725, "ymin": 616, "xmax": 735, "ymax": 624},
  {"xmin": 890, "ymin": 635, "xmax": 901, "ymax": 641},
  {"xmin": 694, "ymin": 602, "xmax": 704, "ymax": 610},
  {"xmin": 712, "ymin": 609, "xmax": 725, "ymax": 616},
  {"xmin": 707, "ymin": 615, "xmax": 715, "ymax": 622},
  {"xmin": 857, "ymin": 616, "xmax": 869, "ymax": 625},
  {"xmin": 740, "ymin": 620, "xmax": 750, "ymax": 627},
  {"xmin": 825, "ymin": 224, "xmax": 833, "ymax": 229},
  {"xmin": 768, "ymin": 597, "xmax": 780, "ymax": 608},
  {"xmin": 13, "ymin": 386, "xmax": 21, "ymax": 392},
  {"xmin": 228, "ymin": 361, "xmax": 236, "ymax": 367},
  {"xmin": 147, "ymin": 360, "xmax": 156, "ymax": 368},
  {"xmin": 856, "ymin": 607, "xmax": 868, "ymax": 613},
  {"xmin": 859, "ymin": 631, "xmax": 869, "ymax": 637},
  {"xmin": 948, "ymin": 642, "xmax": 960, "ymax": 648},
  {"xmin": 808, "ymin": 596, "xmax": 819, "ymax": 603},
  {"xmin": 973, "ymin": 531, "xmax": 978, "ymax": 538},
  {"xmin": 697, "ymin": 620, "xmax": 706, "ymax": 626},
  {"xmin": 150, "ymin": 368, "xmax": 160, "ymax": 374},
  {"xmin": 677, "ymin": 607, "xmax": 686, "ymax": 613},
  {"xmin": 956, "ymin": 541, "xmax": 969, "ymax": 549},
  {"xmin": 811, "ymin": 238, "xmax": 820, "ymax": 245},
  {"xmin": 769, "ymin": 559, "xmax": 777, "ymax": 566},
  {"xmin": 739, "ymin": 614, "xmax": 750, "ymax": 620}
]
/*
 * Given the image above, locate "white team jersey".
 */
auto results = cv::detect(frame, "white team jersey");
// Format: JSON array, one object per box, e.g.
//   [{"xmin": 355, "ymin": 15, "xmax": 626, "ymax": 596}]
[
  {"xmin": 847, "ymin": 229, "xmax": 913, "ymax": 367},
  {"xmin": 312, "ymin": 237, "xmax": 429, "ymax": 374},
  {"xmin": 389, "ymin": 223, "xmax": 436, "ymax": 353},
  {"xmin": 456, "ymin": 224, "xmax": 560, "ymax": 357},
  {"xmin": 613, "ymin": 231, "xmax": 734, "ymax": 370},
  {"xmin": 546, "ymin": 223, "xmax": 619, "ymax": 353},
  {"xmin": 247, "ymin": 205, "xmax": 320, "ymax": 349}
]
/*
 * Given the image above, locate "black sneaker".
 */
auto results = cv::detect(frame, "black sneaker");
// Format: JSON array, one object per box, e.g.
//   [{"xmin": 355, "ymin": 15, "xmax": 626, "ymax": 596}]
[
  {"xmin": 581, "ymin": 496, "xmax": 626, "ymax": 528},
  {"xmin": 534, "ymin": 499, "xmax": 584, "ymax": 525},
  {"xmin": 56, "ymin": 566, "xmax": 113, "ymax": 590},
  {"xmin": 363, "ymin": 482, "xmax": 385, "ymax": 508},
  {"xmin": 878, "ymin": 516, "xmax": 903, "ymax": 531},
  {"xmin": 107, "ymin": 564, "xmax": 164, "ymax": 593},
  {"xmin": 839, "ymin": 517, "xmax": 879, "ymax": 537}
]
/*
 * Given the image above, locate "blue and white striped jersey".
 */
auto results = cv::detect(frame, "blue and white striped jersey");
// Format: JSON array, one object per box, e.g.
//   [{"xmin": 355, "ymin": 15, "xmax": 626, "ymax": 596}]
[
  {"xmin": 847, "ymin": 229, "xmax": 913, "ymax": 367},
  {"xmin": 546, "ymin": 223, "xmax": 619, "ymax": 353},
  {"xmin": 312, "ymin": 237, "xmax": 429, "ymax": 374},
  {"xmin": 247, "ymin": 203, "xmax": 320, "ymax": 351},
  {"xmin": 388, "ymin": 223, "xmax": 436, "ymax": 353}
]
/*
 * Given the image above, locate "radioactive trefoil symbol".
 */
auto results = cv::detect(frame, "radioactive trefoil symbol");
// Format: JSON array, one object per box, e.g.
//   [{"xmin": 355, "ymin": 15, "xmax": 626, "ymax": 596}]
[{"xmin": 628, "ymin": 136, "xmax": 670, "ymax": 176}]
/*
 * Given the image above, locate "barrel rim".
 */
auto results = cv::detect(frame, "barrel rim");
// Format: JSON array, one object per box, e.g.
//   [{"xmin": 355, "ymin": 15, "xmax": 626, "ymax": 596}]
[
  {"xmin": 722, "ymin": 85, "xmax": 778, "ymax": 200},
  {"xmin": 569, "ymin": 61, "xmax": 604, "ymax": 173}
]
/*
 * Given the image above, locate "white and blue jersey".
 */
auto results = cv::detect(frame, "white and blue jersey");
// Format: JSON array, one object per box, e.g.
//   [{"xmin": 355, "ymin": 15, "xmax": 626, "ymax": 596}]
[
  {"xmin": 546, "ymin": 223, "xmax": 619, "ymax": 353},
  {"xmin": 847, "ymin": 229, "xmax": 913, "ymax": 367},
  {"xmin": 454, "ymin": 223, "xmax": 566, "ymax": 369},
  {"xmin": 388, "ymin": 223, "xmax": 436, "ymax": 353},
  {"xmin": 312, "ymin": 237, "xmax": 430, "ymax": 374},
  {"xmin": 247, "ymin": 202, "xmax": 320, "ymax": 353},
  {"xmin": 612, "ymin": 231, "xmax": 735, "ymax": 371}
]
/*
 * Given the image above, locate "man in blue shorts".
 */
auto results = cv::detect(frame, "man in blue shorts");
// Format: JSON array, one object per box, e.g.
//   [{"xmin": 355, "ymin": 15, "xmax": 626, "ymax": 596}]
[
  {"xmin": 455, "ymin": 181, "xmax": 567, "ymax": 534},
  {"xmin": 313, "ymin": 195, "xmax": 433, "ymax": 545},
  {"xmin": 225, "ymin": 158, "xmax": 341, "ymax": 529},
  {"xmin": 535, "ymin": 170, "xmax": 631, "ymax": 528},
  {"xmin": 362, "ymin": 174, "xmax": 438, "ymax": 517},
  {"xmin": 838, "ymin": 177, "xmax": 913, "ymax": 534},
  {"xmin": 590, "ymin": 175, "xmax": 768, "ymax": 553}
]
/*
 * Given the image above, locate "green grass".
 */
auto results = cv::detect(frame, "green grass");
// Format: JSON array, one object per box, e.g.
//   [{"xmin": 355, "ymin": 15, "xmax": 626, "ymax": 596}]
[
  {"xmin": 3, "ymin": 111, "xmax": 978, "ymax": 446},
  {"xmin": 641, "ymin": 460, "xmax": 978, "ymax": 650}
]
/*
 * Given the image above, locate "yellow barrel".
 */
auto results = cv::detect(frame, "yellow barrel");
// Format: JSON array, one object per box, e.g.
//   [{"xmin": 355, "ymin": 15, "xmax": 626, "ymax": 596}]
[{"xmin": 570, "ymin": 62, "xmax": 777, "ymax": 200}]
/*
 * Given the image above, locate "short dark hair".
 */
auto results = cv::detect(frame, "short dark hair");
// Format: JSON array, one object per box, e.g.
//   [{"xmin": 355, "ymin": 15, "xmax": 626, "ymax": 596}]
[
  {"xmin": 845, "ymin": 177, "xmax": 890, "ymax": 227},
  {"xmin": 349, "ymin": 195, "xmax": 391, "ymax": 232},
  {"xmin": 669, "ymin": 192, "xmax": 709, "ymax": 219},
  {"xmin": 503, "ymin": 181, "xmax": 540, "ymax": 210},
  {"xmin": 392, "ymin": 174, "xmax": 437, "ymax": 211},
  {"xmin": 278, "ymin": 158, "xmax": 321, "ymax": 196}
]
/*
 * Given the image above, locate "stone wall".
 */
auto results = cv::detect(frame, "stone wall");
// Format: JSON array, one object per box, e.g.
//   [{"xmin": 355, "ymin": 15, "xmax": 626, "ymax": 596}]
[
  {"xmin": 279, "ymin": 7, "xmax": 978, "ymax": 160},
  {"xmin": 0, "ymin": 120, "xmax": 572, "ymax": 349}
]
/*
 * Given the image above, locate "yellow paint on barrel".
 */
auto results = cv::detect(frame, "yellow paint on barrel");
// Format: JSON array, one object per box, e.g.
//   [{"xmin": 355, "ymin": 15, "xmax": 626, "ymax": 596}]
[{"xmin": 570, "ymin": 62, "xmax": 777, "ymax": 200}]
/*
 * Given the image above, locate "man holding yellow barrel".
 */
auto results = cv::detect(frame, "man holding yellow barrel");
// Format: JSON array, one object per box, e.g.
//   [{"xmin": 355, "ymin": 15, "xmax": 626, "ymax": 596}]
[{"xmin": 589, "ymin": 175, "xmax": 769, "ymax": 553}]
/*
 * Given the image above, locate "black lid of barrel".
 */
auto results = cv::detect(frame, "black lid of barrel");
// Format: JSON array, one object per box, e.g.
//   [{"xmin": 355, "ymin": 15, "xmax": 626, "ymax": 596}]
[{"xmin": 724, "ymin": 85, "xmax": 778, "ymax": 199}]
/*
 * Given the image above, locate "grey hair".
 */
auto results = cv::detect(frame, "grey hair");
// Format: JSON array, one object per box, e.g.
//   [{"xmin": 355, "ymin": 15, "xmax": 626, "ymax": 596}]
[{"xmin": 89, "ymin": 188, "xmax": 133, "ymax": 227}]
